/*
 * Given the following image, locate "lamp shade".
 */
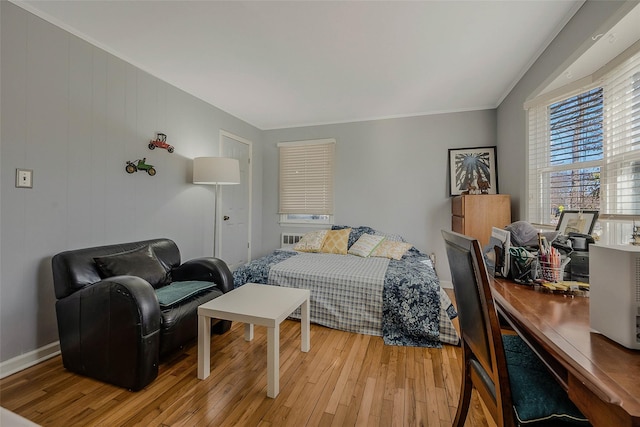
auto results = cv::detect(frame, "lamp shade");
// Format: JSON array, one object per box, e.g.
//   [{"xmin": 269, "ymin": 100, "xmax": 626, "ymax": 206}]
[{"xmin": 193, "ymin": 157, "xmax": 240, "ymax": 185}]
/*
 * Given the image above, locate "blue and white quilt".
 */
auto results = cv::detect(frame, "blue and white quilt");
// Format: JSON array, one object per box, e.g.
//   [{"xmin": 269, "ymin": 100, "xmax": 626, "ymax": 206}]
[{"xmin": 233, "ymin": 248, "xmax": 459, "ymax": 348}]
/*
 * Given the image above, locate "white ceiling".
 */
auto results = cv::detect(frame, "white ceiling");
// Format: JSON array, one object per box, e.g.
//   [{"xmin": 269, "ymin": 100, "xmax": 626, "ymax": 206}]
[
  {"xmin": 541, "ymin": 2, "xmax": 640, "ymax": 95},
  {"xmin": 14, "ymin": 0, "xmax": 589, "ymax": 130}
]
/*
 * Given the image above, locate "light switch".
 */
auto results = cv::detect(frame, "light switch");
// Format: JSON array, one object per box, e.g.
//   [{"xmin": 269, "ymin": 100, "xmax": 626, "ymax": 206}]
[{"xmin": 16, "ymin": 169, "xmax": 33, "ymax": 188}]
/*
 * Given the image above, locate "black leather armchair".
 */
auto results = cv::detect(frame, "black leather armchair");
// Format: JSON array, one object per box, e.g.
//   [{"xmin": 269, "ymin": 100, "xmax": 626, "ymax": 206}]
[{"xmin": 51, "ymin": 238, "xmax": 232, "ymax": 391}]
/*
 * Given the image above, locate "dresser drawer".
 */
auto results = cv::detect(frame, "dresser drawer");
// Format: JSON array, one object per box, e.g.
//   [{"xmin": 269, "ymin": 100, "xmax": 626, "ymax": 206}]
[
  {"xmin": 450, "ymin": 194, "xmax": 511, "ymax": 248},
  {"xmin": 452, "ymin": 215, "xmax": 464, "ymax": 234},
  {"xmin": 451, "ymin": 196, "xmax": 464, "ymax": 216}
]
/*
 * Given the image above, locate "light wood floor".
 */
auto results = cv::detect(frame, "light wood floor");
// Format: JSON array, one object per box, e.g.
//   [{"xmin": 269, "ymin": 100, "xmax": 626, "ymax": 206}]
[{"xmin": 0, "ymin": 318, "xmax": 489, "ymax": 427}]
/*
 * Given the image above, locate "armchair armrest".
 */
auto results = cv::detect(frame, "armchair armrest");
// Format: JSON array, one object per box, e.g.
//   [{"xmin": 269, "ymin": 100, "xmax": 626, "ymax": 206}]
[
  {"xmin": 171, "ymin": 257, "xmax": 233, "ymax": 294},
  {"xmin": 55, "ymin": 276, "xmax": 161, "ymax": 390}
]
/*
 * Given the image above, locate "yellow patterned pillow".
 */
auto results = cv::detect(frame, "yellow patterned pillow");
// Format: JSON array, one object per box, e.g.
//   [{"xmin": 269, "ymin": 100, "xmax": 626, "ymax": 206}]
[
  {"xmin": 321, "ymin": 228, "xmax": 351, "ymax": 255},
  {"xmin": 370, "ymin": 240, "xmax": 413, "ymax": 260},
  {"xmin": 293, "ymin": 230, "xmax": 328, "ymax": 252}
]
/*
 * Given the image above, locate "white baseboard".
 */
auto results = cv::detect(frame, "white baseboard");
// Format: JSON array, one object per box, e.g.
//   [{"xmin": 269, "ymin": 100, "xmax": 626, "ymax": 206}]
[
  {"xmin": 0, "ymin": 342, "xmax": 60, "ymax": 379},
  {"xmin": 440, "ymin": 279, "xmax": 453, "ymax": 289}
]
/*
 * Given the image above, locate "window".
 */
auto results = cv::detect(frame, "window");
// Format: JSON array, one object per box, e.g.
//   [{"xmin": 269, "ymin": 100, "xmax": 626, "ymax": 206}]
[
  {"xmin": 527, "ymin": 50, "xmax": 640, "ymax": 241},
  {"xmin": 278, "ymin": 138, "xmax": 335, "ymax": 225},
  {"xmin": 528, "ymin": 88, "xmax": 603, "ymax": 225}
]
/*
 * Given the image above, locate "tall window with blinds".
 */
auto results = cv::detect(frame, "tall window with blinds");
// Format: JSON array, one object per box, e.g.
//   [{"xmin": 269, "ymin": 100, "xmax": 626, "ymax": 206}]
[
  {"xmin": 278, "ymin": 138, "xmax": 335, "ymax": 224},
  {"xmin": 601, "ymin": 60, "xmax": 640, "ymax": 215},
  {"xmin": 527, "ymin": 50, "xmax": 640, "ymax": 238},
  {"xmin": 528, "ymin": 88, "xmax": 603, "ymax": 225}
]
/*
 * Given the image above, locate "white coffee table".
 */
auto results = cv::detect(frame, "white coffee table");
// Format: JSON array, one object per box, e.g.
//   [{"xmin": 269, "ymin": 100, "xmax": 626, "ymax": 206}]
[{"xmin": 197, "ymin": 283, "xmax": 310, "ymax": 398}]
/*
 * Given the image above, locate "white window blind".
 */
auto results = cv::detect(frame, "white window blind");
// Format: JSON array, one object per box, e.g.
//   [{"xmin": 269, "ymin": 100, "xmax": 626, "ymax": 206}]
[
  {"xmin": 601, "ymin": 52, "xmax": 640, "ymax": 215},
  {"xmin": 278, "ymin": 139, "xmax": 335, "ymax": 215},
  {"xmin": 527, "ymin": 50, "xmax": 640, "ymax": 227}
]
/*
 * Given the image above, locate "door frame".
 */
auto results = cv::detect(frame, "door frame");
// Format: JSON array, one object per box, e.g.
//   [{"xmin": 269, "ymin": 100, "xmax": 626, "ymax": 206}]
[{"xmin": 218, "ymin": 129, "xmax": 252, "ymax": 264}]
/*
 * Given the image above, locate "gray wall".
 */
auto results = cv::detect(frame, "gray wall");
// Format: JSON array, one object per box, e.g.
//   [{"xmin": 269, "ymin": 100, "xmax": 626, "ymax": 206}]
[
  {"xmin": 497, "ymin": 0, "xmax": 636, "ymax": 219},
  {"xmin": 262, "ymin": 111, "xmax": 497, "ymax": 279},
  {"xmin": 0, "ymin": 2, "xmax": 263, "ymax": 363}
]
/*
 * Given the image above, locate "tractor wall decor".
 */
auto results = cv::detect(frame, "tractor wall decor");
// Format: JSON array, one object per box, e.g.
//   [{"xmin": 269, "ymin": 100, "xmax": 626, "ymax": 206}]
[
  {"xmin": 149, "ymin": 133, "xmax": 174, "ymax": 153},
  {"xmin": 126, "ymin": 158, "xmax": 156, "ymax": 176}
]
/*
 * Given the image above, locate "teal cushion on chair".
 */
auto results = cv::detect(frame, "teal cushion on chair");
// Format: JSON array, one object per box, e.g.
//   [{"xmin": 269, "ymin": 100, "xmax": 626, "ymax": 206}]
[
  {"xmin": 155, "ymin": 281, "xmax": 220, "ymax": 308},
  {"xmin": 503, "ymin": 334, "xmax": 590, "ymax": 426}
]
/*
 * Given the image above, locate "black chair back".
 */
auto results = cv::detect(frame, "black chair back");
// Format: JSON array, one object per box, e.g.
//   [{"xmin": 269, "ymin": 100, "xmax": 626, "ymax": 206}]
[{"xmin": 442, "ymin": 230, "xmax": 515, "ymax": 427}]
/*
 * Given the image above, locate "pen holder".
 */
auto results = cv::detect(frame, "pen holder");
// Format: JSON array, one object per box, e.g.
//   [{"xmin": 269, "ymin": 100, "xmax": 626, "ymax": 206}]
[{"xmin": 536, "ymin": 256, "xmax": 571, "ymax": 283}]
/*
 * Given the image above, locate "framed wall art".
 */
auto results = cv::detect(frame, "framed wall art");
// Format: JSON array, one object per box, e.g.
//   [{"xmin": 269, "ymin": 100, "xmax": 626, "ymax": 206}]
[
  {"xmin": 448, "ymin": 146, "xmax": 497, "ymax": 196},
  {"xmin": 555, "ymin": 210, "xmax": 599, "ymax": 235}
]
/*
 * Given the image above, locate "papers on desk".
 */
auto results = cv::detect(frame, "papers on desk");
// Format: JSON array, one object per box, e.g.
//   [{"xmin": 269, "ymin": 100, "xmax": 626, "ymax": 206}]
[
  {"xmin": 489, "ymin": 227, "xmax": 510, "ymax": 278},
  {"xmin": 539, "ymin": 281, "xmax": 589, "ymax": 292}
]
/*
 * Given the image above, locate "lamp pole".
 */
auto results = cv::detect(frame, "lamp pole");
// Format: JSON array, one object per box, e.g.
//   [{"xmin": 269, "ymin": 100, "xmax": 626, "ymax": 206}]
[{"xmin": 213, "ymin": 183, "xmax": 220, "ymax": 257}]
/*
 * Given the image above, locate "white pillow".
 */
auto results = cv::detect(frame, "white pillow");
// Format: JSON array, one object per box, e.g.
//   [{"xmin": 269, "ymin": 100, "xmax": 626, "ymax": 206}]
[
  {"xmin": 293, "ymin": 230, "xmax": 328, "ymax": 252},
  {"xmin": 348, "ymin": 234, "xmax": 386, "ymax": 257},
  {"xmin": 374, "ymin": 230, "xmax": 407, "ymax": 242}
]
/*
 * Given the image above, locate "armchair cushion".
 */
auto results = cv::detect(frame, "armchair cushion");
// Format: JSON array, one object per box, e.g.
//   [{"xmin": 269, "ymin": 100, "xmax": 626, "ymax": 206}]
[
  {"xmin": 155, "ymin": 281, "xmax": 219, "ymax": 308},
  {"xmin": 94, "ymin": 246, "xmax": 168, "ymax": 288}
]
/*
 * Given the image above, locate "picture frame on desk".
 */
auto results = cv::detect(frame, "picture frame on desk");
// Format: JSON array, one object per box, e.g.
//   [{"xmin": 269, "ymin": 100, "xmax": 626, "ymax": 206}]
[
  {"xmin": 448, "ymin": 146, "xmax": 498, "ymax": 196},
  {"xmin": 556, "ymin": 210, "xmax": 599, "ymax": 235}
]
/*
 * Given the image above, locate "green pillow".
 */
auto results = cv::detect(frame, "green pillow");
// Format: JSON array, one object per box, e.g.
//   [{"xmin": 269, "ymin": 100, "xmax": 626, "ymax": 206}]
[{"xmin": 503, "ymin": 334, "xmax": 589, "ymax": 426}]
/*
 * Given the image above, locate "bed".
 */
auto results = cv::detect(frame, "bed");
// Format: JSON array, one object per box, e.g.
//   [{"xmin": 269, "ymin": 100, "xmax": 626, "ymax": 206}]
[{"xmin": 232, "ymin": 226, "xmax": 459, "ymax": 348}]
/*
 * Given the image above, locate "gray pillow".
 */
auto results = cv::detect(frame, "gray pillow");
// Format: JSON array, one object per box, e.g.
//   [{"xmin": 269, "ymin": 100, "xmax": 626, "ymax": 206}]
[
  {"xmin": 505, "ymin": 221, "xmax": 559, "ymax": 247},
  {"xmin": 94, "ymin": 246, "xmax": 168, "ymax": 288}
]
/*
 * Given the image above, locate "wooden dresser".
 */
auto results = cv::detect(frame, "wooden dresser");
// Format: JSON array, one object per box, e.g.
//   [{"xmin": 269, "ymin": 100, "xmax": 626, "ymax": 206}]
[{"xmin": 451, "ymin": 194, "xmax": 511, "ymax": 247}]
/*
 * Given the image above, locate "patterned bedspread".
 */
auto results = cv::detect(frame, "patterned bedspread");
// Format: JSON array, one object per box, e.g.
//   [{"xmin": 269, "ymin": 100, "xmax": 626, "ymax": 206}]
[{"xmin": 233, "ymin": 248, "xmax": 459, "ymax": 348}]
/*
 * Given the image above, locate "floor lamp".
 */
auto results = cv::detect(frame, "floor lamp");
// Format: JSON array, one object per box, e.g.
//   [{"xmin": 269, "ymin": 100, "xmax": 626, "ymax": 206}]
[{"xmin": 193, "ymin": 157, "xmax": 241, "ymax": 257}]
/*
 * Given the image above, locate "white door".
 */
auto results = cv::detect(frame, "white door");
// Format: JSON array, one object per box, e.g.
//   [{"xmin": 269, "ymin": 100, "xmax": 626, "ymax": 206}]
[{"xmin": 218, "ymin": 131, "xmax": 252, "ymax": 270}]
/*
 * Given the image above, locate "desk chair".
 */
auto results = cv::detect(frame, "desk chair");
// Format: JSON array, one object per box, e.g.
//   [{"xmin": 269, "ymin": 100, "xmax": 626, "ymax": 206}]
[{"xmin": 442, "ymin": 230, "xmax": 589, "ymax": 427}]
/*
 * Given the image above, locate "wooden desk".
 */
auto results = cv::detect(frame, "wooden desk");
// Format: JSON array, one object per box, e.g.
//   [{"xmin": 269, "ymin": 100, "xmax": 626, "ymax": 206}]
[{"xmin": 491, "ymin": 278, "xmax": 640, "ymax": 427}]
